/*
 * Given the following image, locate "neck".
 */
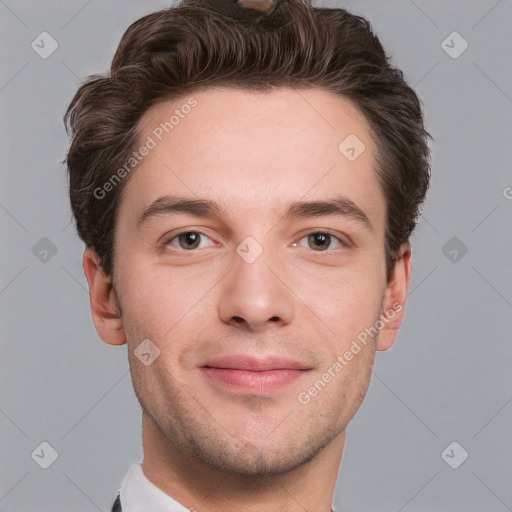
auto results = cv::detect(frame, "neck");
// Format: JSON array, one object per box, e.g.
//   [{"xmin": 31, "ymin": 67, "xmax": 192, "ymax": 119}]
[{"xmin": 140, "ymin": 413, "xmax": 344, "ymax": 512}]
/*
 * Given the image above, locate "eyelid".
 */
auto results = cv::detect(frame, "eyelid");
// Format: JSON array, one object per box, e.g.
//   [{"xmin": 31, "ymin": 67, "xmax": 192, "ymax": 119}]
[
  {"xmin": 162, "ymin": 228, "xmax": 219, "ymax": 249},
  {"xmin": 302, "ymin": 228, "xmax": 355, "ymax": 247},
  {"xmin": 161, "ymin": 227, "xmax": 352, "ymax": 252},
  {"xmin": 297, "ymin": 229, "xmax": 351, "ymax": 248}
]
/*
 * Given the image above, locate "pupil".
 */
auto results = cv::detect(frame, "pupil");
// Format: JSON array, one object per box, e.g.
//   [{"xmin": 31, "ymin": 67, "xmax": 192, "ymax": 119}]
[
  {"xmin": 311, "ymin": 233, "xmax": 329, "ymax": 250},
  {"xmin": 181, "ymin": 232, "xmax": 199, "ymax": 249}
]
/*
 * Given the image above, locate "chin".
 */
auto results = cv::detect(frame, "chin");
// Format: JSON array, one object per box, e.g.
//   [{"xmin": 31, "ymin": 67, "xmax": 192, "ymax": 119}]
[{"xmin": 183, "ymin": 422, "xmax": 343, "ymax": 479}]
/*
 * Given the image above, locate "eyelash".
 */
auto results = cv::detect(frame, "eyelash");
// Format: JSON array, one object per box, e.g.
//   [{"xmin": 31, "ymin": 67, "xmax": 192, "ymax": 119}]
[{"xmin": 164, "ymin": 229, "xmax": 348, "ymax": 253}]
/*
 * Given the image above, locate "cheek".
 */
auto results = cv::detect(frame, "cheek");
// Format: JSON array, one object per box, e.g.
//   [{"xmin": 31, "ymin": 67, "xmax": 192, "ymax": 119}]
[
  {"xmin": 117, "ymin": 268, "xmax": 179, "ymax": 342},
  {"xmin": 290, "ymin": 259, "xmax": 385, "ymax": 339},
  {"xmin": 117, "ymin": 259, "xmax": 220, "ymax": 346}
]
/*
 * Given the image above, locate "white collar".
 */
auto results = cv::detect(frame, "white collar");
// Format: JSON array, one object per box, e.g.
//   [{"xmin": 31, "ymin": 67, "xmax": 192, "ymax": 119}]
[{"xmin": 119, "ymin": 463, "xmax": 191, "ymax": 512}]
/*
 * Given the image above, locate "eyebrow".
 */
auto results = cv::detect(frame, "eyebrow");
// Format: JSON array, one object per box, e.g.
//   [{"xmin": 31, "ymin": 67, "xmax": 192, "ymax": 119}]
[
  {"xmin": 137, "ymin": 194, "xmax": 373, "ymax": 231},
  {"xmin": 283, "ymin": 197, "xmax": 372, "ymax": 231}
]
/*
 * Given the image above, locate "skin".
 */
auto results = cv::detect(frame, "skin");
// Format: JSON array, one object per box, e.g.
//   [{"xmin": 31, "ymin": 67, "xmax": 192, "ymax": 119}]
[{"xmin": 83, "ymin": 87, "xmax": 412, "ymax": 512}]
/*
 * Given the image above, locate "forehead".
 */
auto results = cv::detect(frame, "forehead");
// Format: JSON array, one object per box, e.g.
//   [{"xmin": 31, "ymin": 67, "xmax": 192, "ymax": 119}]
[{"xmin": 120, "ymin": 86, "xmax": 385, "ymax": 231}]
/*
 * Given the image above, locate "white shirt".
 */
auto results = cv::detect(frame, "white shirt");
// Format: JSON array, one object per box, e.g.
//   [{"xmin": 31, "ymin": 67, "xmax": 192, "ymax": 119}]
[{"xmin": 118, "ymin": 462, "xmax": 191, "ymax": 512}]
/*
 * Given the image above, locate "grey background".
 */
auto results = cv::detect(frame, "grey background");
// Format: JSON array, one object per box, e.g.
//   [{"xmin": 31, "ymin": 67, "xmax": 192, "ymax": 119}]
[{"xmin": 1, "ymin": 0, "xmax": 511, "ymax": 511}]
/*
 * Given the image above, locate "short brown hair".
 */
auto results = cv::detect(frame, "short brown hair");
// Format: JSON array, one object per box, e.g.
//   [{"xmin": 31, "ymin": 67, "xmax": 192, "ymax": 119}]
[{"xmin": 64, "ymin": 0, "xmax": 431, "ymax": 279}]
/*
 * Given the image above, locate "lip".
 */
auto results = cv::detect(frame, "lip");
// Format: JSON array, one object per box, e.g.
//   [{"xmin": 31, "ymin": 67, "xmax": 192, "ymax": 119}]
[
  {"xmin": 200, "ymin": 354, "xmax": 312, "ymax": 394},
  {"xmin": 201, "ymin": 354, "xmax": 312, "ymax": 371}
]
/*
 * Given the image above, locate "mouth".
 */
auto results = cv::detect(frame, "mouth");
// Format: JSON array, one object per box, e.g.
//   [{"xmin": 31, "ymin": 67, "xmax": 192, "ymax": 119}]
[{"xmin": 200, "ymin": 354, "xmax": 313, "ymax": 394}]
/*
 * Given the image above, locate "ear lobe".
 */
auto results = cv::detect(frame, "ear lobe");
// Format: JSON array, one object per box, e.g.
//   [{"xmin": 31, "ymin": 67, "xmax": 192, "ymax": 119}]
[
  {"xmin": 82, "ymin": 248, "xmax": 126, "ymax": 345},
  {"xmin": 376, "ymin": 245, "xmax": 412, "ymax": 352}
]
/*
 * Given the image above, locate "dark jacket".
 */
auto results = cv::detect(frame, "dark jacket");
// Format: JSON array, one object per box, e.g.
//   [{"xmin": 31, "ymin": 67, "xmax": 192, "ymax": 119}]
[{"xmin": 111, "ymin": 493, "xmax": 122, "ymax": 512}]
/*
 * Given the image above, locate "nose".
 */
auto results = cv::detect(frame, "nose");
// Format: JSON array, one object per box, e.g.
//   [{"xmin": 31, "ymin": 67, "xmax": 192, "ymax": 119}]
[{"xmin": 217, "ymin": 243, "xmax": 296, "ymax": 332}]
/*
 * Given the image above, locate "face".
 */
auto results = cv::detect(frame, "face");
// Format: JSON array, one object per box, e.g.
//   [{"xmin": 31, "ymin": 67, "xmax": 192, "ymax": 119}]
[{"xmin": 85, "ymin": 87, "xmax": 411, "ymax": 477}]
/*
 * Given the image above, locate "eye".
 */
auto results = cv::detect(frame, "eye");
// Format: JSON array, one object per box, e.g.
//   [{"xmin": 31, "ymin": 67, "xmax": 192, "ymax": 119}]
[
  {"xmin": 165, "ymin": 231, "xmax": 216, "ymax": 251},
  {"xmin": 295, "ymin": 232, "xmax": 347, "ymax": 252}
]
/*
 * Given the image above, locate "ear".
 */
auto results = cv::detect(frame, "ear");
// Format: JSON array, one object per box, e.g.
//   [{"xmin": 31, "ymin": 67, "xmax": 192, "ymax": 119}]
[
  {"xmin": 376, "ymin": 245, "xmax": 412, "ymax": 351},
  {"xmin": 82, "ymin": 248, "xmax": 126, "ymax": 345}
]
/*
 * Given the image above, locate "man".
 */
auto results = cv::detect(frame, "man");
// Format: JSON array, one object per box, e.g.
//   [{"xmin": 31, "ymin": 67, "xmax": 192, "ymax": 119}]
[{"xmin": 64, "ymin": 0, "xmax": 431, "ymax": 510}]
